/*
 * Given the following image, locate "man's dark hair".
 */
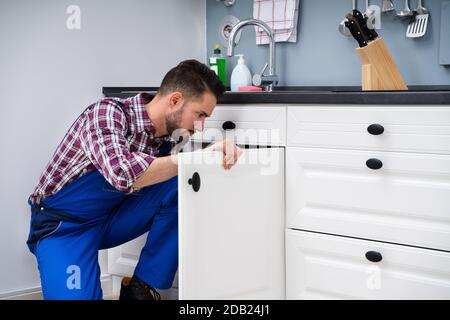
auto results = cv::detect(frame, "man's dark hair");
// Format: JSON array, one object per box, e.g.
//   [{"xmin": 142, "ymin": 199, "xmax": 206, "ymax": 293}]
[{"xmin": 158, "ymin": 59, "xmax": 226, "ymax": 99}]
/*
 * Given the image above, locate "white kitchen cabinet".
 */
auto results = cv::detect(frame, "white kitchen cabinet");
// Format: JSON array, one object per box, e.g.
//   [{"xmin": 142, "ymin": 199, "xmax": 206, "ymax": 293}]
[
  {"xmin": 107, "ymin": 103, "xmax": 450, "ymax": 300},
  {"xmin": 108, "ymin": 148, "xmax": 285, "ymax": 300},
  {"xmin": 286, "ymin": 229, "xmax": 450, "ymax": 300},
  {"xmin": 191, "ymin": 105, "xmax": 286, "ymax": 146},
  {"xmin": 178, "ymin": 149, "xmax": 285, "ymax": 299},
  {"xmin": 287, "ymin": 106, "xmax": 450, "ymax": 154},
  {"xmin": 286, "ymin": 147, "xmax": 450, "ymax": 251},
  {"xmin": 285, "ymin": 104, "xmax": 450, "ymax": 300}
]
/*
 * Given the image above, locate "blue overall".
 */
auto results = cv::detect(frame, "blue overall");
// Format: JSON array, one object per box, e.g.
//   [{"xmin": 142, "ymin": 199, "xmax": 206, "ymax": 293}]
[{"xmin": 26, "ymin": 168, "xmax": 178, "ymax": 300}]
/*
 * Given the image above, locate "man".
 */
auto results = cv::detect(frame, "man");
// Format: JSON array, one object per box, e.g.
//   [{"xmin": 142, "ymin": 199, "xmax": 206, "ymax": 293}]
[{"xmin": 27, "ymin": 59, "xmax": 242, "ymax": 300}]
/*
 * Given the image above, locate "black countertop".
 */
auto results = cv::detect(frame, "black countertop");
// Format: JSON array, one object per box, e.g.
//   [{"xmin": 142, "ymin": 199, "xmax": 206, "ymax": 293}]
[{"xmin": 103, "ymin": 86, "xmax": 450, "ymax": 105}]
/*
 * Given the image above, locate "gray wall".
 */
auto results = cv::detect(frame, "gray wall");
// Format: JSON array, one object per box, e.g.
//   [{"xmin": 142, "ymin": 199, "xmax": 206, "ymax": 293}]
[
  {"xmin": 207, "ymin": 0, "xmax": 450, "ymax": 86},
  {"xmin": 0, "ymin": 0, "xmax": 205, "ymax": 296}
]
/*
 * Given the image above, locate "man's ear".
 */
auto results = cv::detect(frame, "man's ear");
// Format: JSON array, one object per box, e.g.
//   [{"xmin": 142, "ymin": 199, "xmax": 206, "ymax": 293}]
[{"xmin": 167, "ymin": 92, "xmax": 184, "ymax": 111}]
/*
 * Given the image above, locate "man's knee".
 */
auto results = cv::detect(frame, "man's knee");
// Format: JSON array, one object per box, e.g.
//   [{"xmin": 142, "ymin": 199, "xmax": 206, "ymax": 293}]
[
  {"xmin": 35, "ymin": 223, "xmax": 103, "ymax": 300},
  {"xmin": 36, "ymin": 249, "xmax": 103, "ymax": 300}
]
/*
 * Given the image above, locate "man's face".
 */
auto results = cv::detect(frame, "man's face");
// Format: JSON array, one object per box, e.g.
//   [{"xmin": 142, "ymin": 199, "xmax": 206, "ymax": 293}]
[{"xmin": 165, "ymin": 91, "xmax": 216, "ymax": 138}]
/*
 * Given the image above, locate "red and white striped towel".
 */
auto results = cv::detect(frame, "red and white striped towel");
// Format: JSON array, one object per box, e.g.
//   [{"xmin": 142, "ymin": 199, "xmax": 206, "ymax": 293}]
[{"xmin": 253, "ymin": 0, "xmax": 299, "ymax": 45}]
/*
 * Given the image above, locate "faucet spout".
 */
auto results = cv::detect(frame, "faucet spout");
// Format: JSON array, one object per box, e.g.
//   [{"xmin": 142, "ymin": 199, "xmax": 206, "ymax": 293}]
[{"xmin": 227, "ymin": 19, "xmax": 278, "ymax": 91}]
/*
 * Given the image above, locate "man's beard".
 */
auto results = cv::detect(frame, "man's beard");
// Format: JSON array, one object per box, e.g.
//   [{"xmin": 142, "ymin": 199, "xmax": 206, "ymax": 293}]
[{"xmin": 165, "ymin": 106, "xmax": 185, "ymax": 137}]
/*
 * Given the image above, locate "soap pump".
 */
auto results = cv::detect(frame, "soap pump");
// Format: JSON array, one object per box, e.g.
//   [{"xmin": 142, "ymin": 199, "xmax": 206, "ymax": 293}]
[{"xmin": 230, "ymin": 54, "xmax": 252, "ymax": 92}]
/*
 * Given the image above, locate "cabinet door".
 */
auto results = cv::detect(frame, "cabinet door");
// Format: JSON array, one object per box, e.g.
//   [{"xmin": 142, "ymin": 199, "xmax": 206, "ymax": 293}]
[
  {"xmin": 286, "ymin": 147, "xmax": 450, "ymax": 251},
  {"xmin": 178, "ymin": 148, "xmax": 285, "ymax": 299},
  {"xmin": 286, "ymin": 229, "xmax": 450, "ymax": 300}
]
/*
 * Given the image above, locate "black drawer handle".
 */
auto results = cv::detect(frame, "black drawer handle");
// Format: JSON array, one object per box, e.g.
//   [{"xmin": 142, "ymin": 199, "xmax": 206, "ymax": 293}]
[
  {"xmin": 366, "ymin": 158, "xmax": 383, "ymax": 170},
  {"xmin": 222, "ymin": 121, "xmax": 236, "ymax": 131},
  {"xmin": 365, "ymin": 251, "xmax": 383, "ymax": 263},
  {"xmin": 367, "ymin": 124, "xmax": 384, "ymax": 135},
  {"xmin": 188, "ymin": 172, "xmax": 201, "ymax": 192}
]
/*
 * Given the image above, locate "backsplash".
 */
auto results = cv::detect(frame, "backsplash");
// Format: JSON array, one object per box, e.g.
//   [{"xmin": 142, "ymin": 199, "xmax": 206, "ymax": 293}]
[{"xmin": 207, "ymin": 0, "xmax": 450, "ymax": 86}]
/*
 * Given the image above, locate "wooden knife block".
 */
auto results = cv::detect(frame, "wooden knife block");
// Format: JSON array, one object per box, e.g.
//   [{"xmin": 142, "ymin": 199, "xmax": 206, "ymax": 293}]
[{"xmin": 355, "ymin": 38, "xmax": 408, "ymax": 91}]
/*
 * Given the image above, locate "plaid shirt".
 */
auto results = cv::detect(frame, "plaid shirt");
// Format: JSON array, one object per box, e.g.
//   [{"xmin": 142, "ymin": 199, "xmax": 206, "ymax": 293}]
[{"xmin": 30, "ymin": 93, "xmax": 173, "ymax": 205}]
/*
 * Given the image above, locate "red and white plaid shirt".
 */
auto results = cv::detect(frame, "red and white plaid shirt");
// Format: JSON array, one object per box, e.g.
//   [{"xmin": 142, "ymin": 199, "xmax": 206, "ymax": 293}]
[{"xmin": 30, "ymin": 93, "xmax": 173, "ymax": 205}]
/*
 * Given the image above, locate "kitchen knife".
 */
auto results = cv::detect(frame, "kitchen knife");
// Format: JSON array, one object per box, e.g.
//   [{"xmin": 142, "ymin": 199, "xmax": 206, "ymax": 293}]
[
  {"xmin": 353, "ymin": 9, "xmax": 378, "ymax": 40},
  {"xmin": 345, "ymin": 9, "xmax": 378, "ymax": 47}
]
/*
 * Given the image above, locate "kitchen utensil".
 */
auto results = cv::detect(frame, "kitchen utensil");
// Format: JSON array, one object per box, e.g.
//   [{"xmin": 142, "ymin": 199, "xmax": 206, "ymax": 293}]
[
  {"xmin": 338, "ymin": 0, "xmax": 356, "ymax": 37},
  {"xmin": 356, "ymin": 37, "xmax": 408, "ymax": 90},
  {"xmin": 415, "ymin": 0, "xmax": 429, "ymax": 14},
  {"xmin": 367, "ymin": 5, "xmax": 382, "ymax": 29},
  {"xmin": 397, "ymin": 0, "xmax": 413, "ymax": 17},
  {"xmin": 345, "ymin": 9, "xmax": 407, "ymax": 90},
  {"xmin": 364, "ymin": 0, "xmax": 375, "ymax": 24},
  {"xmin": 381, "ymin": 0, "xmax": 395, "ymax": 12},
  {"xmin": 364, "ymin": 0, "xmax": 372, "ymax": 16},
  {"xmin": 345, "ymin": 10, "xmax": 378, "ymax": 47},
  {"xmin": 217, "ymin": 0, "xmax": 236, "ymax": 6},
  {"xmin": 406, "ymin": 0, "xmax": 429, "ymax": 38},
  {"xmin": 364, "ymin": 0, "xmax": 381, "ymax": 30},
  {"xmin": 406, "ymin": 14, "xmax": 429, "ymax": 37}
]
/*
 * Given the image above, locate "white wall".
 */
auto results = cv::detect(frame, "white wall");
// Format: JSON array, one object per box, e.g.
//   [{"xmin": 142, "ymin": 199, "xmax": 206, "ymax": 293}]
[{"xmin": 0, "ymin": 0, "xmax": 206, "ymax": 297}]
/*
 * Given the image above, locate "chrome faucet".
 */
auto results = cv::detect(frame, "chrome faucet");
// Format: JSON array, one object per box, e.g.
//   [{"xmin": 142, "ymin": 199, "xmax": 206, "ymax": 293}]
[{"xmin": 227, "ymin": 19, "xmax": 278, "ymax": 92}]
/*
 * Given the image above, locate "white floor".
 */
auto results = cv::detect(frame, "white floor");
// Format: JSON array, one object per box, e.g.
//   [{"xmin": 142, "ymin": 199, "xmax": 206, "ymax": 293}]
[{"xmin": 1, "ymin": 275, "xmax": 178, "ymax": 300}]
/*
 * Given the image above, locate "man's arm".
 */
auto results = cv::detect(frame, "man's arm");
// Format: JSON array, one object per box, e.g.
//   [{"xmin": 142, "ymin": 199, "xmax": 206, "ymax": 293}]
[
  {"xmin": 79, "ymin": 100, "xmax": 158, "ymax": 193},
  {"xmin": 132, "ymin": 154, "xmax": 178, "ymax": 189},
  {"xmin": 132, "ymin": 139, "xmax": 242, "ymax": 189}
]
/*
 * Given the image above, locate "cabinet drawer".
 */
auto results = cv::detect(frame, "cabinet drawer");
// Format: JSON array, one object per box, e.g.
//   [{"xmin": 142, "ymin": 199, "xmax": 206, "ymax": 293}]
[
  {"xmin": 191, "ymin": 105, "xmax": 286, "ymax": 146},
  {"xmin": 286, "ymin": 229, "xmax": 450, "ymax": 300},
  {"xmin": 287, "ymin": 106, "xmax": 450, "ymax": 154},
  {"xmin": 286, "ymin": 147, "xmax": 450, "ymax": 251}
]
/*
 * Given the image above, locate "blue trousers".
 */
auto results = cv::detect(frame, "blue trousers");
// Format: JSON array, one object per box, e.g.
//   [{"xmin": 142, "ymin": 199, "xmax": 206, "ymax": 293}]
[{"xmin": 26, "ymin": 169, "xmax": 178, "ymax": 300}]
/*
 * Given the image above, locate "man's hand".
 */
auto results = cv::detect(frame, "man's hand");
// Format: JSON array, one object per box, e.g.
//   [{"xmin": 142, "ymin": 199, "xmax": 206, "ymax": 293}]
[{"xmin": 203, "ymin": 139, "xmax": 243, "ymax": 170}]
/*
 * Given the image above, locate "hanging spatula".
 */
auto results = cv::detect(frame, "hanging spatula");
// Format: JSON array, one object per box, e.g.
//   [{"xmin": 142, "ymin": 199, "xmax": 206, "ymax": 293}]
[{"xmin": 406, "ymin": 0, "xmax": 429, "ymax": 38}]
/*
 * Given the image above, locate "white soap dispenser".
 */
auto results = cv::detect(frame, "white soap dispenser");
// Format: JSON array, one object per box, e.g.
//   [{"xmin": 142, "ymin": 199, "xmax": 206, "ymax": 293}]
[{"xmin": 230, "ymin": 54, "xmax": 252, "ymax": 92}]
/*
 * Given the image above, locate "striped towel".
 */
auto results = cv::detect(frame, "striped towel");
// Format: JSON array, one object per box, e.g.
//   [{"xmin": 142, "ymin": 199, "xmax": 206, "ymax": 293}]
[{"xmin": 253, "ymin": 0, "xmax": 299, "ymax": 45}]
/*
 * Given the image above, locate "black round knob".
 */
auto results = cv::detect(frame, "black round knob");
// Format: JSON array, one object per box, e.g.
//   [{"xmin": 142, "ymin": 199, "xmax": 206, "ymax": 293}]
[
  {"xmin": 188, "ymin": 172, "xmax": 201, "ymax": 192},
  {"xmin": 365, "ymin": 251, "xmax": 383, "ymax": 263},
  {"xmin": 366, "ymin": 158, "xmax": 383, "ymax": 170},
  {"xmin": 367, "ymin": 124, "xmax": 384, "ymax": 135},
  {"xmin": 222, "ymin": 121, "xmax": 236, "ymax": 131}
]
